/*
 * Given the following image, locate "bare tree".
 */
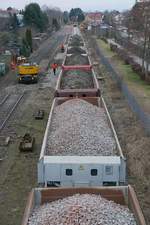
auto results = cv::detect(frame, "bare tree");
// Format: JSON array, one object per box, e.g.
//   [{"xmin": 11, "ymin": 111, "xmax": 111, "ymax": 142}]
[
  {"xmin": 129, "ymin": 2, "xmax": 150, "ymax": 80},
  {"xmin": 141, "ymin": 4, "xmax": 150, "ymax": 80},
  {"xmin": 43, "ymin": 6, "xmax": 63, "ymax": 32}
]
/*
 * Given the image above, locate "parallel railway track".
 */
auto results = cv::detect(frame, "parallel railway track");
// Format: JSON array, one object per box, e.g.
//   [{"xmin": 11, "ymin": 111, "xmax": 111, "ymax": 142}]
[
  {"xmin": 0, "ymin": 92, "xmax": 25, "ymax": 133},
  {"xmin": 0, "ymin": 94, "xmax": 9, "ymax": 106}
]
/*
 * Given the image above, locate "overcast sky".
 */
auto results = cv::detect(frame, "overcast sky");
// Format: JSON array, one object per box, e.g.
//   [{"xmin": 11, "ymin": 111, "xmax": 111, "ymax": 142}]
[{"xmin": 0, "ymin": 0, "xmax": 136, "ymax": 11}]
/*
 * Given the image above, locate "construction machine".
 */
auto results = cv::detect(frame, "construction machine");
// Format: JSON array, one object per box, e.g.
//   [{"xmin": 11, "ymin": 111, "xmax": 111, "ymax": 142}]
[
  {"xmin": 18, "ymin": 62, "xmax": 39, "ymax": 83},
  {"xmin": 19, "ymin": 133, "xmax": 35, "ymax": 152},
  {"xmin": 17, "ymin": 56, "xmax": 26, "ymax": 65}
]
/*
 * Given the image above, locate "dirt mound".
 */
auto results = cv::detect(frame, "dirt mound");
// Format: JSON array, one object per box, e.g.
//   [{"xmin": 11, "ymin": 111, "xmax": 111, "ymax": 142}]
[
  {"xmin": 61, "ymin": 70, "xmax": 94, "ymax": 89},
  {"xmin": 65, "ymin": 54, "xmax": 89, "ymax": 65},
  {"xmin": 67, "ymin": 47, "xmax": 86, "ymax": 54},
  {"xmin": 69, "ymin": 35, "xmax": 84, "ymax": 47}
]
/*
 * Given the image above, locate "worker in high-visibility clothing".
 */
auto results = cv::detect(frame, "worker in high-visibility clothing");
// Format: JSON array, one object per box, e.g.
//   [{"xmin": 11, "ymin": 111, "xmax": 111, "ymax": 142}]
[
  {"xmin": 10, "ymin": 61, "xmax": 16, "ymax": 70},
  {"xmin": 51, "ymin": 63, "xmax": 58, "ymax": 75},
  {"xmin": 60, "ymin": 43, "xmax": 65, "ymax": 53}
]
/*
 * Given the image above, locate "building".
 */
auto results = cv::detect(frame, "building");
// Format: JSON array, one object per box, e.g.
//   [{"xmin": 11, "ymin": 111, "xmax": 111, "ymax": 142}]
[
  {"xmin": 0, "ymin": 8, "xmax": 20, "ymax": 31},
  {"xmin": 85, "ymin": 12, "xmax": 103, "ymax": 26},
  {"xmin": 0, "ymin": 9, "xmax": 9, "ymax": 18},
  {"xmin": 16, "ymin": 14, "xmax": 24, "ymax": 27},
  {"xmin": 0, "ymin": 10, "xmax": 10, "ymax": 31},
  {"xmin": 7, "ymin": 7, "xmax": 19, "ymax": 16}
]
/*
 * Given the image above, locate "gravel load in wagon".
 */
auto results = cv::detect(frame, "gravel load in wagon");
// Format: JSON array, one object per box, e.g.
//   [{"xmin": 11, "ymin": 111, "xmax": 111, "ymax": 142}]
[
  {"xmin": 69, "ymin": 35, "xmax": 84, "ymax": 47},
  {"xmin": 60, "ymin": 70, "xmax": 94, "ymax": 89},
  {"xmin": 46, "ymin": 99, "xmax": 117, "ymax": 156},
  {"xmin": 28, "ymin": 194, "xmax": 137, "ymax": 225},
  {"xmin": 67, "ymin": 46, "xmax": 86, "ymax": 54},
  {"xmin": 65, "ymin": 54, "xmax": 89, "ymax": 65}
]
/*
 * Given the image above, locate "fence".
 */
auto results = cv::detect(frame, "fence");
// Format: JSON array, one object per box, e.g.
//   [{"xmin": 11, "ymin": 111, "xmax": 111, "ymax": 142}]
[{"xmin": 95, "ymin": 40, "xmax": 150, "ymax": 135}]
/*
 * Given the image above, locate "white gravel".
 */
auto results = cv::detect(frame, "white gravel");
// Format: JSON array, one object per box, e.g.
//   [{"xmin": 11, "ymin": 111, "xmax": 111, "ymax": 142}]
[
  {"xmin": 28, "ymin": 194, "xmax": 137, "ymax": 225},
  {"xmin": 46, "ymin": 99, "xmax": 117, "ymax": 156}
]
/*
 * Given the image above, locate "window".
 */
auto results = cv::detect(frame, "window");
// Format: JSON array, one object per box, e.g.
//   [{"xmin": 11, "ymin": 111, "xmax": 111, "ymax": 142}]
[
  {"xmin": 47, "ymin": 181, "xmax": 60, "ymax": 187},
  {"xmin": 91, "ymin": 169, "xmax": 98, "ymax": 176},
  {"xmin": 66, "ymin": 169, "xmax": 73, "ymax": 176},
  {"xmin": 103, "ymin": 182, "xmax": 116, "ymax": 186},
  {"xmin": 105, "ymin": 166, "xmax": 113, "ymax": 175}
]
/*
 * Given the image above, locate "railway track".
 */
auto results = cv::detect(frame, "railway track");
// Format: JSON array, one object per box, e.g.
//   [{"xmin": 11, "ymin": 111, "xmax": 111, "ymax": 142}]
[
  {"xmin": 0, "ymin": 94, "xmax": 9, "ymax": 106},
  {"xmin": 0, "ymin": 92, "xmax": 25, "ymax": 133}
]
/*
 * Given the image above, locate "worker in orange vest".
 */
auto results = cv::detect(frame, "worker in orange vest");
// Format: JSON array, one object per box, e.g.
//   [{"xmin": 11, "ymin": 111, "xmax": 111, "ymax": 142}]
[
  {"xmin": 10, "ymin": 61, "xmax": 16, "ymax": 70},
  {"xmin": 51, "ymin": 63, "xmax": 58, "ymax": 75},
  {"xmin": 60, "ymin": 43, "xmax": 65, "ymax": 53}
]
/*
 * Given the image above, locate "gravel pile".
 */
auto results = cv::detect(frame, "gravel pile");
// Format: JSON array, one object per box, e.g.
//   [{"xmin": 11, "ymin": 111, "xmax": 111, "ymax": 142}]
[
  {"xmin": 69, "ymin": 35, "xmax": 84, "ymax": 47},
  {"xmin": 65, "ymin": 54, "xmax": 89, "ymax": 65},
  {"xmin": 61, "ymin": 70, "xmax": 94, "ymax": 89},
  {"xmin": 46, "ymin": 99, "xmax": 117, "ymax": 156},
  {"xmin": 67, "ymin": 47, "xmax": 86, "ymax": 54},
  {"xmin": 28, "ymin": 194, "xmax": 137, "ymax": 225}
]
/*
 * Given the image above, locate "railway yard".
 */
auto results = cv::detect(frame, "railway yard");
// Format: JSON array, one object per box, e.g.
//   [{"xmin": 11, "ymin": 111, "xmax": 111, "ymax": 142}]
[{"xmin": 0, "ymin": 25, "xmax": 150, "ymax": 225}]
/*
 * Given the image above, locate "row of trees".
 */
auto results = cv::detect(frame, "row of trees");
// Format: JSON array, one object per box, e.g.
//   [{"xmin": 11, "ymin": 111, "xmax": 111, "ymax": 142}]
[
  {"xmin": 8, "ymin": 4, "xmax": 85, "ymax": 33},
  {"xmin": 9, "ymin": 4, "xmax": 85, "ymax": 57},
  {"xmin": 103, "ymin": 3, "xmax": 150, "ymax": 81},
  {"xmin": 9, "ymin": 3, "xmax": 64, "ymax": 32},
  {"xmin": 126, "ymin": 2, "xmax": 150, "ymax": 80},
  {"xmin": 63, "ymin": 8, "xmax": 85, "ymax": 24},
  {"xmin": 23, "ymin": 4, "xmax": 85, "ymax": 32},
  {"xmin": 69, "ymin": 8, "xmax": 85, "ymax": 22},
  {"xmin": 19, "ymin": 3, "xmax": 63, "ymax": 56}
]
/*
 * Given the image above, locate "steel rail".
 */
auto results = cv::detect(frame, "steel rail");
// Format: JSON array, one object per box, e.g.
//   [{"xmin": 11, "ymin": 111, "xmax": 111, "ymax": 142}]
[
  {"xmin": 0, "ymin": 94, "xmax": 10, "ymax": 106},
  {"xmin": 0, "ymin": 92, "xmax": 25, "ymax": 132}
]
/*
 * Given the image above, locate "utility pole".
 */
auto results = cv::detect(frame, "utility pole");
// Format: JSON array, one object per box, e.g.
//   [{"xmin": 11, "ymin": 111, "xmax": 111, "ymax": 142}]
[{"xmin": 142, "ymin": 3, "xmax": 150, "ymax": 80}]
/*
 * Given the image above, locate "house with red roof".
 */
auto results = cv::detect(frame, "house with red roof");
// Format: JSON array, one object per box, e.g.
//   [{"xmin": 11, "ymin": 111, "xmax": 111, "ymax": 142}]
[{"xmin": 85, "ymin": 12, "xmax": 103, "ymax": 26}]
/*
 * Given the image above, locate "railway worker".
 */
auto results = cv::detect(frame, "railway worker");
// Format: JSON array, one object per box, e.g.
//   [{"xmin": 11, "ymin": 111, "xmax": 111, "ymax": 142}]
[
  {"xmin": 51, "ymin": 63, "xmax": 58, "ymax": 75},
  {"xmin": 10, "ymin": 61, "xmax": 16, "ymax": 70},
  {"xmin": 60, "ymin": 43, "xmax": 65, "ymax": 52}
]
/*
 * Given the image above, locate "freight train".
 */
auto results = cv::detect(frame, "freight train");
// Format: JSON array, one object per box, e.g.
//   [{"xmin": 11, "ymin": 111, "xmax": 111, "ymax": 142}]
[
  {"xmin": 22, "ymin": 186, "xmax": 146, "ymax": 225},
  {"xmin": 21, "ymin": 26, "xmax": 146, "ymax": 225},
  {"xmin": 38, "ymin": 28, "xmax": 126, "ymax": 187},
  {"xmin": 38, "ymin": 97, "xmax": 126, "ymax": 187}
]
